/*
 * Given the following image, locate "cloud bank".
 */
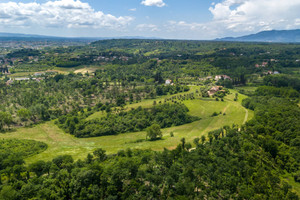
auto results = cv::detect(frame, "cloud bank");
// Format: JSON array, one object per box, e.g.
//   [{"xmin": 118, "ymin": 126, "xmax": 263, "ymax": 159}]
[
  {"xmin": 165, "ymin": 0, "xmax": 300, "ymax": 39},
  {"xmin": 209, "ymin": 0, "xmax": 300, "ymax": 32},
  {"xmin": 0, "ymin": 0, "xmax": 133, "ymax": 29}
]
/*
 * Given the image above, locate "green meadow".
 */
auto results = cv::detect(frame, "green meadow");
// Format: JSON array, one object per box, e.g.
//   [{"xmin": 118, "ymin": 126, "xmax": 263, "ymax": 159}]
[{"xmin": 0, "ymin": 86, "xmax": 253, "ymax": 164}]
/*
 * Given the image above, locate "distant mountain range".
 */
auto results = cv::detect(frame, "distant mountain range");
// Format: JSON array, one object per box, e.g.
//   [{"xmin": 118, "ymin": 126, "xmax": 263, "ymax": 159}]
[
  {"xmin": 216, "ymin": 29, "xmax": 300, "ymax": 43},
  {"xmin": 1, "ymin": 30, "xmax": 300, "ymax": 43}
]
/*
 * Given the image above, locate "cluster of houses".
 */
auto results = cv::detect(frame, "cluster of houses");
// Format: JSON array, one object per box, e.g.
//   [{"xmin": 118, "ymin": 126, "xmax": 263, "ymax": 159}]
[
  {"xmin": 5, "ymin": 71, "xmax": 57, "ymax": 86},
  {"xmin": 165, "ymin": 79, "xmax": 173, "ymax": 85},
  {"xmin": 93, "ymin": 56, "xmax": 130, "ymax": 62},
  {"xmin": 255, "ymin": 62, "xmax": 269, "ymax": 68},
  {"xmin": 263, "ymin": 71, "xmax": 280, "ymax": 75},
  {"xmin": 214, "ymin": 75, "xmax": 231, "ymax": 81},
  {"xmin": 255, "ymin": 59, "xmax": 279, "ymax": 68}
]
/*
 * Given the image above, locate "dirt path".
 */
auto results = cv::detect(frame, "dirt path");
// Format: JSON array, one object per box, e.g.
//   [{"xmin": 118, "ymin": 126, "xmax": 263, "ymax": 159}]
[
  {"xmin": 223, "ymin": 105, "xmax": 229, "ymax": 113},
  {"xmin": 243, "ymin": 108, "xmax": 249, "ymax": 124}
]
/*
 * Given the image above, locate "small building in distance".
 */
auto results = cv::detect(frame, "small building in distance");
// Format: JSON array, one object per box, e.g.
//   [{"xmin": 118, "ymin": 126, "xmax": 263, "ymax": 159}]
[
  {"xmin": 208, "ymin": 86, "xmax": 223, "ymax": 96},
  {"xmin": 34, "ymin": 72, "xmax": 45, "ymax": 76},
  {"xmin": 15, "ymin": 77, "xmax": 30, "ymax": 81},
  {"xmin": 165, "ymin": 79, "xmax": 172, "ymax": 85},
  {"xmin": 215, "ymin": 75, "xmax": 231, "ymax": 81},
  {"xmin": 6, "ymin": 79, "xmax": 13, "ymax": 86}
]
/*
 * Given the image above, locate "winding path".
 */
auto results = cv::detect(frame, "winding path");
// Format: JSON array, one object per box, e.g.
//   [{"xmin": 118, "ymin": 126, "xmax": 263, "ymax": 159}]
[{"xmin": 243, "ymin": 108, "xmax": 249, "ymax": 124}]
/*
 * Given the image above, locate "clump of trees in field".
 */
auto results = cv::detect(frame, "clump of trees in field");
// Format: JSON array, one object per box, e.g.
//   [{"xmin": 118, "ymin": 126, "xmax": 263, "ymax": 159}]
[{"xmin": 57, "ymin": 103, "xmax": 199, "ymax": 138}]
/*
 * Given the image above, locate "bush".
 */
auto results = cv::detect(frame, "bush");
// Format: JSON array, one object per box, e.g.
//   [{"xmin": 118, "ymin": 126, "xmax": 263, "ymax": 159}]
[
  {"xmin": 146, "ymin": 124, "xmax": 162, "ymax": 141},
  {"xmin": 211, "ymin": 112, "xmax": 219, "ymax": 117},
  {"xmin": 170, "ymin": 132, "xmax": 174, "ymax": 137}
]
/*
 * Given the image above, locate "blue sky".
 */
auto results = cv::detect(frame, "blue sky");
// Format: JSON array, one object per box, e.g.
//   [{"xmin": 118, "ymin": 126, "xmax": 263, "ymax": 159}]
[{"xmin": 0, "ymin": 0, "xmax": 300, "ymax": 39}]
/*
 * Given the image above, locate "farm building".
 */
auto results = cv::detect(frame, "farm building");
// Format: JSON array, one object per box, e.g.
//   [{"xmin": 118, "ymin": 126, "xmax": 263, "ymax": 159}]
[
  {"xmin": 215, "ymin": 75, "xmax": 231, "ymax": 81},
  {"xmin": 208, "ymin": 86, "xmax": 223, "ymax": 96},
  {"xmin": 165, "ymin": 79, "xmax": 172, "ymax": 85}
]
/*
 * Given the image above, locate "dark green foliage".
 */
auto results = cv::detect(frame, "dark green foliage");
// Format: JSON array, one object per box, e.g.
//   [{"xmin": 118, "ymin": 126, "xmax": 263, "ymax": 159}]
[
  {"xmin": 58, "ymin": 103, "xmax": 199, "ymax": 138},
  {"xmin": 264, "ymin": 75, "xmax": 300, "ymax": 91},
  {"xmin": 0, "ymin": 139, "xmax": 47, "ymax": 165},
  {"xmin": 56, "ymin": 60, "xmax": 81, "ymax": 68},
  {"xmin": 7, "ymin": 49, "xmax": 40, "ymax": 58},
  {"xmin": 0, "ymin": 112, "xmax": 12, "ymax": 131},
  {"xmin": 255, "ymin": 86, "xmax": 299, "ymax": 98},
  {"xmin": 0, "ymin": 127, "xmax": 299, "ymax": 199}
]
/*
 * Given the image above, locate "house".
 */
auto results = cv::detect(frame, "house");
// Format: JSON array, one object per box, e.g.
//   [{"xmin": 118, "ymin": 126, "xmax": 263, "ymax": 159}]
[
  {"xmin": 15, "ymin": 77, "xmax": 30, "ymax": 81},
  {"xmin": 165, "ymin": 79, "xmax": 172, "ymax": 85},
  {"xmin": 208, "ymin": 86, "xmax": 223, "ymax": 96},
  {"xmin": 261, "ymin": 62, "xmax": 268, "ymax": 67},
  {"xmin": 215, "ymin": 75, "xmax": 231, "ymax": 81},
  {"xmin": 263, "ymin": 71, "xmax": 273, "ymax": 75},
  {"xmin": 6, "ymin": 80, "xmax": 13, "ymax": 86},
  {"xmin": 34, "ymin": 72, "xmax": 45, "ymax": 76}
]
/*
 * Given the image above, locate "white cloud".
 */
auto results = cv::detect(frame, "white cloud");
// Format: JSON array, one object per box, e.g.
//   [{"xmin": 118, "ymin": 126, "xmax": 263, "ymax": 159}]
[
  {"xmin": 0, "ymin": 0, "xmax": 134, "ymax": 29},
  {"xmin": 209, "ymin": 0, "xmax": 300, "ymax": 32},
  {"xmin": 129, "ymin": 8, "xmax": 137, "ymax": 11},
  {"xmin": 136, "ymin": 24, "xmax": 159, "ymax": 32},
  {"xmin": 168, "ymin": 21, "xmax": 204, "ymax": 31},
  {"xmin": 141, "ymin": 0, "xmax": 166, "ymax": 7},
  {"xmin": 165, "ymin": 20, "xmax": 221, "ymax": 39}
]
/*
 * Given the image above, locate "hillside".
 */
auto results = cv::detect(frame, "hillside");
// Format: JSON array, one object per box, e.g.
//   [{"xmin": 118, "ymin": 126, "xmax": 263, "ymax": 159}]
[{"xmin": 217, "ymin": 29, "xmax": 300, "ymax": 43}]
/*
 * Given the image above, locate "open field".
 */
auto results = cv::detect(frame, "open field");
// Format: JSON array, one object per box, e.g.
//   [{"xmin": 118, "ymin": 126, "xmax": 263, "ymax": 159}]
[
  {"xmin": 74, "ymin": 66, "xmax": 102, "ymax": 74},
  {"xmin": 0, "ymin": 87, "xmax": 253, "ymax": 164}
]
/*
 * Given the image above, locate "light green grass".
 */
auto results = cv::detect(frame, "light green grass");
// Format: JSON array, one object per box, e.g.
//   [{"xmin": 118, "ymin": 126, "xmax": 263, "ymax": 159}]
[
  {"xmin": 281, "ymin": 173, "xmax": 300, "ymax": 196},
  {"xmin": 235, "ymin": 86, "xmax": 258, "ymax": 92},
  {"xmin": 8, "ymin": 72, "xmax": 35, "ymax": 77},
  {"xmin": 0, "ymin": 87, "xmax": 253, "ymax": 164}
]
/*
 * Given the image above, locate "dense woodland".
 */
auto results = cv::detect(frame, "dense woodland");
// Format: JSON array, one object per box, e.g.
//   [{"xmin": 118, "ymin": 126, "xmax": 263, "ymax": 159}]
[
  {"xmin": 57, "ymin": 103, "xmax": 199, "ymax": 138},
  {"xmin": 0, "ymin": 39, "xmax": 299, "ymax": 199}
]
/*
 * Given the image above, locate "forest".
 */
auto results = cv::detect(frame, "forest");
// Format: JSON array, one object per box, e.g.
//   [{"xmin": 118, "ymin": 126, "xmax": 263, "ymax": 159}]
[{"xmin": 0, "ymin": 39, "xmax": 299, "ymax": 199}]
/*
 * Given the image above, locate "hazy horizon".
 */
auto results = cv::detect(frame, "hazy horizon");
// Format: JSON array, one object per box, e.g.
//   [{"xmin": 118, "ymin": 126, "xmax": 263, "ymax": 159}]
[{"xmin": 1, "ymin": 0, "xmax": 300, "ymax": 40}]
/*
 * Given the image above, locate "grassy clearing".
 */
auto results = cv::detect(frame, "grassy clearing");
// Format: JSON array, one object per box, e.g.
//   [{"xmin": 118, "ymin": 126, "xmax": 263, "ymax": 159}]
[
  {"xmin": 74, "ymin": 66, "xmax": 102, "ymax": 74},
  {"xmin": 0, "ymin": 86, "xmax": 253, "ymax": 164}
]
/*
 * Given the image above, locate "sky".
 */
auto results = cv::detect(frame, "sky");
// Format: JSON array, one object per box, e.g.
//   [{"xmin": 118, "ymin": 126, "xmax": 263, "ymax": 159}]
[{"xmin": 0, "ymin": 0, "xmax": 300, "ymax": 40}]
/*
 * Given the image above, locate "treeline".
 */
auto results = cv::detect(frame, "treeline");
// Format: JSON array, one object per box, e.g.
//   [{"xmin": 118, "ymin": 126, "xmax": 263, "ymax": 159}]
[
  {"xmin": 264, "ymin": 75, "xmax": 300, "ymax": 92},
  {"xmin": 255, "ymin": 86, "xmax": 299, "ymax": 98},
  {"xmin": 57, "ymin": 103, "xmax": 199, "ymax": 138},
  {"xmin": 6, "ymin": 49, "xmax": 40, "ymax": 58}
]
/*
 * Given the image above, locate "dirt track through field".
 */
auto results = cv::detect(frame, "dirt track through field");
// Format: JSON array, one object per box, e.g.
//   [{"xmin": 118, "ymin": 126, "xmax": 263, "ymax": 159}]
[{"xmin": 243, "ymin": 108, "xmax": 249, "ymax": 124}]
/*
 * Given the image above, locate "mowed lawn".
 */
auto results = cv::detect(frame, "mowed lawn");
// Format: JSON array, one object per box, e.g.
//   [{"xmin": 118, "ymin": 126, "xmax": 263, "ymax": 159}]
[{"xmin": 0, "ymin": 87, "xmax": 253, "ymax": 164}]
